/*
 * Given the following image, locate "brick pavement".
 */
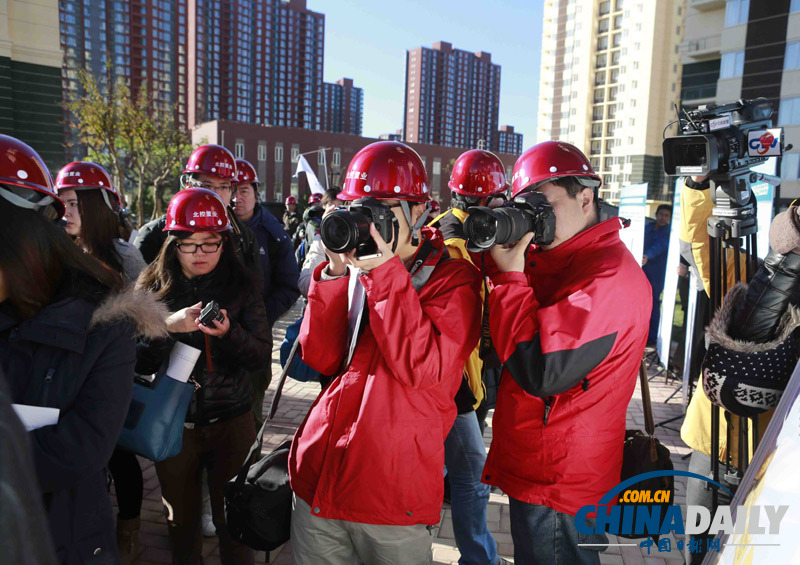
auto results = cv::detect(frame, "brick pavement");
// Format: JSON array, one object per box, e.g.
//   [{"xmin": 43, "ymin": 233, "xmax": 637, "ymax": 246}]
[{"xmin": 117, "ymin": 303, "xmax": 695, "ymax": 564}]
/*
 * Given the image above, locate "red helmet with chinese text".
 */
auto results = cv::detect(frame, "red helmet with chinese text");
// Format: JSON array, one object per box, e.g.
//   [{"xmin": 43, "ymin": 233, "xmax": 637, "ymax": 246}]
[
  {"xmin": 448, "ymin": 149, "xmax": 508, "ymax": 197},
  {"xmin": 234, "ymin": 159, "xmax": 259, "ymax": 187},
  {"xmin": 308, "ymin": 193, "xmax": 322, "ymax": 204},
  {"xmin": 0, "ymin": 134, "xmax": 64, "ymax": 218},
  {"xmin": 55, "ymin": 161, "xmax": 122, "ymax": 209},
  {"xmin": 285, "ymin": 196, "xmax": 297, "ymax": 206},
  {"xmin": 163, "ymin": 188, "xmax": 231, "ymax": 233},
  {"xmin": 511, "ymin": 141, "xmax": 601, "ymax": 198},
  {"xmin": 339, "ymin": 141, "xmax": 430, "ymax": 202},
  {"xmin": 182, "ymin": 144, "xmax": 237, "ymax": 182}
]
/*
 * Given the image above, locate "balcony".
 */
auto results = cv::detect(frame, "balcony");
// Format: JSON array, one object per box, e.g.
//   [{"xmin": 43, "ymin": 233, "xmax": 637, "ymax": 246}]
[
  {"xmin": 680, "ymin": 34, "xmax": 722, "ymax": 60},
  {"xmin": 689, "ymin": 0, "xmax": 726, "ymax": 11}
]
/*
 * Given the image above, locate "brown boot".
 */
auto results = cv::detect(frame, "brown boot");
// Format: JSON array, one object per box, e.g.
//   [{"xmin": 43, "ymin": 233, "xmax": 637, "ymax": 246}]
[{"xmin": 116, "ymin": 516, "xmax": 141, "ymax": 564}]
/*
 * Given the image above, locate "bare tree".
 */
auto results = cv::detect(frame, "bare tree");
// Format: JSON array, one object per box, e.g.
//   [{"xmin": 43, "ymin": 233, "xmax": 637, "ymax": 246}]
[{"xmin": 64, "ymin": 70, "xmax": 193, "ymax": 225}]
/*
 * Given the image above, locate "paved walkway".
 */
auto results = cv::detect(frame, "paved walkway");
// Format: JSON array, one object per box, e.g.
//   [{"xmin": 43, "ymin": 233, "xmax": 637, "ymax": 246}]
[{"xmin": 118, "ymin": 303, "xmax": 694, "ymax": 564}]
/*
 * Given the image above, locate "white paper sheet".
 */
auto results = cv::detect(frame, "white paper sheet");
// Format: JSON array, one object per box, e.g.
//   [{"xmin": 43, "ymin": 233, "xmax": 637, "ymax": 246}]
[
  {"xmin": 167, "ymin": 342, "xmax": 202, "ymax": 383},
  {"xmin": 12, "ymin": 404, "xmax": 60, "ymax": 431}
]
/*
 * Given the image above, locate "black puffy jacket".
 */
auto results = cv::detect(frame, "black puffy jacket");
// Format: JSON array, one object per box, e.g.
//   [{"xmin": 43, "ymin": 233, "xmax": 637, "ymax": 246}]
[{"xmin": 136, "ymin": 267, "xmax": 271, "ymax": 425}]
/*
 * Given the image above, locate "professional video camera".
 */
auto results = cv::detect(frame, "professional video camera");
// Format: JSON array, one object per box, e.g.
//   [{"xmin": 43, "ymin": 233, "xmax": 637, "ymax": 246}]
[
  {"xmin": 319, "ymin": 197, "xmax": 397, "ymax": 258},
  {"xmin": 463, "ymin": 191, "xmax": 556, "ymax": 250},
  {"xmin": 663, "ymin": 98, "xmax": 783, "ymax": 178},
  {"xmin": 663, "ymin": 98, "xmax": 785, "ymax": 237}
]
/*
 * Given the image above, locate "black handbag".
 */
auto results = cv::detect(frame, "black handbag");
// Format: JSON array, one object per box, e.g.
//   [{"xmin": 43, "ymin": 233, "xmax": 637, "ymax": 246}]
[
  {"xmin": 224, "ymin": 336, "xmax": 298, "ymax": 551},
  {"xmin": 617, "ymin": 359, "xmax": 674, "ymax": 541}
]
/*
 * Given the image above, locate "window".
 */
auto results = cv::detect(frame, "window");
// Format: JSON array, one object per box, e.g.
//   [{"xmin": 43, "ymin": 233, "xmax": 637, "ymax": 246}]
[
  {"xmin": 333, "ymin": 149, "xmax": 341, "ymax": 166},
  {"xmin": 317, "ymin": 150, "xmax": 325, "ymax": 165},
  {"xmin": 274, "ymin": 145, "xmax": 283, "ymax": 162},
  {"xmin": 785, "ymin": 42, "xmax": 800, "ymax": 70},
  {"xmin": 720, "ymin": 50, "xmax": 745, "ymax": 78},
  {"xmin": 725, "ymin": 0, "xmax": 749, "ymax": 27},
  {"xmin": 782, "ymin": 153, "xmax": 800, "ymax": 180},
  {"xmin": 258, "ymin": 144, "xmax": 267, "ymax": 161},
  {"xmin": 793, "ymin": 0, "xmax": 800, "ymax": 12},
  {"xmin": 779, "ymin": 97, "xmax": 800, "ymax": 125},
  {"xmin": 234, "ymin": 142, "xmax": 244, "ymax": 159},
  {"xmin": 291, "ymin": 146, "xmax": 299, "ymax": 163}
]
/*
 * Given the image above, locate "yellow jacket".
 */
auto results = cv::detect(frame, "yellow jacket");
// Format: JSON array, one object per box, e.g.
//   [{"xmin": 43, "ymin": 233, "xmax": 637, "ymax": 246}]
[
  {"xmin": 430, "ymin": 208, "xmax": 485, "ymax": 409},
  {"xmin": 678, "ymin": 184, "xmax": 771, "ymax": 463}
]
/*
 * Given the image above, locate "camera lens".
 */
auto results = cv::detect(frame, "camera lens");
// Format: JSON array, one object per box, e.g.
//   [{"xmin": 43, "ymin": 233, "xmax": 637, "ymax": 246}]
[
  {"xmin": 463, "ymin": 209, "xmax": 498, "ymax": 249},
  {"xmin": 494, "ymin": 208, "xmax": 536, "ymax": 246},
  {"xmin": 321, "ymin": 210, "xmax": 356, "ymax": 253},
  {"xmin": 320, "ymin": 209, "xmax": 372, "ymax": 253}
]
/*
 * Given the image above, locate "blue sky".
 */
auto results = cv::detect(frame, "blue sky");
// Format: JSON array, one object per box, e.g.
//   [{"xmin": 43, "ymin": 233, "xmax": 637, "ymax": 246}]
[{"xmin": 321, "ymin": 0, "xmax": 545, "ymax": 145}]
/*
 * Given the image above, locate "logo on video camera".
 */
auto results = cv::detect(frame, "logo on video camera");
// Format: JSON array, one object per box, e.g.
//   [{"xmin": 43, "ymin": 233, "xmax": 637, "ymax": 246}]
[{"xmin": 747, "ymin": 129, "xmax": 782, "ymax": 157}]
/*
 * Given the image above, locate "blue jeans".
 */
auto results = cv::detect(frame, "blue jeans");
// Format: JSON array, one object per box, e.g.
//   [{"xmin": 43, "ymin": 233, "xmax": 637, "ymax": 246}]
[
  {"xmin": 508, "ymin": 498, "xmax": 607, "ymax": 565},
  {"xmin": 444, "ymin": 411, "xmax": 498, "ymax": 565}
]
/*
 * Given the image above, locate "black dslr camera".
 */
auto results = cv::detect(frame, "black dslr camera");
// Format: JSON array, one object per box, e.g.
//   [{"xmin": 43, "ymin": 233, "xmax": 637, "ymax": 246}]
[
  {"xmin": 662, "ymin": 98, "xmax": 782, "ymax": 178},
  {"xmin": 199, "ymin": 301, "xmax": 224, "ymax": 327},
  {"xmin": 320, "ymin": 197, "xmax": 397, "ymax": 258},
  {"xmin": 463, "ymin": 191, "xmax": 556, "ymax": 250}
]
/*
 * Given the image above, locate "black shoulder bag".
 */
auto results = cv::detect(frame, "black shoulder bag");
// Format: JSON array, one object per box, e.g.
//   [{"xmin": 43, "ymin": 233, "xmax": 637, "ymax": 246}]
[{"xmin": 224, "ymin": 336, "xmax": 298, "ymax": 551}]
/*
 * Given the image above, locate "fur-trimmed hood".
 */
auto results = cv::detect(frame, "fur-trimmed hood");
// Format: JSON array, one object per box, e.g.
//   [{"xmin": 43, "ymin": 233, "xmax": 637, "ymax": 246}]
[
  {"xmin": 707, "ymin": 282, "xmax": 800, "ymax": 353},
  {"xmin": 89, "ymin": 285, "xmax": 169, "ymax": 340}
]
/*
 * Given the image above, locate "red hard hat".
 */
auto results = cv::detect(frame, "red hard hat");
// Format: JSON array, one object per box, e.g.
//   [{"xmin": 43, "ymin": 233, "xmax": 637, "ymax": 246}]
[
  {"xmin": 183, "ymin": 144, "xmax": 237, "ymax": 181},
  {"xmin": 429, "ymin": 200, "xmax": 440, "ymax": 212},
  {"xmin": 234, "ymin": 159, "xmax": 259, "ymax": 186},
  {"xmin": 163, "ymin": 188, "xmax": 232, "ymax": 232},
  {"xmin": 448, "ymin": 149, "xmax": 508, "ymax": 197},
  {"xmin": 511, "ymin": 141, "xmax": 601, "ymax": 198},
  {"xmin": 340, "ymin": 141, "xmax": 430, "ymax": 202},
  {"xmin": 285, "ymin": 196, "xmax": 297, "ymax": 206},
  {"xmin": 55, "ymin": 161, "xmax": 122, "ymax": 208},
  {"xmin": 308, "ymin": 193, "xmax": 322, "ymax": 204},
  {"xmin": 0, "ymin": 134, "xmax": 65, "ymax": 218}
]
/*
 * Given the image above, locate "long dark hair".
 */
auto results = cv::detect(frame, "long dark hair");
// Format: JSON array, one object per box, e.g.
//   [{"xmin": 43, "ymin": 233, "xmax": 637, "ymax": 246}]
[
  {"xmin": 137, "ymin": 231, "xmax": 256, "ymax": 305},
  {"xmin": 76, "ymin": 189, "xmax": 124, "ymax": 273},
  {"xmin": 0, "ymin": 196, "xmax": 122, "ymax": 319}
]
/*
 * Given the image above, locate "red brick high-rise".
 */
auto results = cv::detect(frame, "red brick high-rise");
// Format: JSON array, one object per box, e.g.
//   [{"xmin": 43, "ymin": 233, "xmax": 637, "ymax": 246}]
[
  {"xmin": 60, "ymin": 0, "xmax": 329, "ymax": 133},
  {"xmin": 404, "ymin": 41, "xmax": 516, "ymax": 151},
  {"xmin": 322, "ymin": 78, "xmax": 363, "ymax": 136}
]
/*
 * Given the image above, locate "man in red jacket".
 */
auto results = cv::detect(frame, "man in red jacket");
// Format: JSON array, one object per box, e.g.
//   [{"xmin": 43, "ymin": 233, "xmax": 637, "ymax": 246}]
[
  {"xmin": 289, "ymin": 141, "xmax": 482, "ymax": 564},
  {"xmin": 484, "ymin": 141, "xmax": 651, "ymax": 564}
]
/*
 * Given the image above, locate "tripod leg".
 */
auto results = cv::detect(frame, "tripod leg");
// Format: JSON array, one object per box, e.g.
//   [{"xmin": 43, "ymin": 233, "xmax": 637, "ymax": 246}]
[
  {"xmin": 711, "ymin": 404, "xmax": 720, "ymax": 512},
  {"xmin": 752, "ymin": 415, "xmax": 759, "ymax": 453},
  {"xmin": 739, "ymin": 417, "xmax": 749, "ymax": 475}
]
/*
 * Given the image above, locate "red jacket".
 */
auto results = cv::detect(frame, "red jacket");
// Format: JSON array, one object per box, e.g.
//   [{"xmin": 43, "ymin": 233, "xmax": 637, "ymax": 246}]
[
  {"xmin": 483, "ymin": 219, "xmax": 651, "ymax": 516},
  {"xmin": 290, "ymin": 228, "xmax": 482, "ymax": 526}
]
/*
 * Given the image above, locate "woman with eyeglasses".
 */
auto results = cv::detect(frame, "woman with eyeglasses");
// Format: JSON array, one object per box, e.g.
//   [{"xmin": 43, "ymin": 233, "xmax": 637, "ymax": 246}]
[
  {"xmin": 54, "ymin": 161, "xmax": 149, "ymax": 562},
  {"xmin": 133, "ymin": 145, "xmax": 262, "ymax": 283},
  {"xmin": 136, "ymin": 188, "xmax": 270, "ymax": 565}
]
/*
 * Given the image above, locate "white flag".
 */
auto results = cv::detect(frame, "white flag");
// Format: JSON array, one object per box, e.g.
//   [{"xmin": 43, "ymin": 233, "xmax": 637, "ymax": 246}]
[{"xmin": 294, "ymin": 155, "xmax": 326, "ymax": 195}]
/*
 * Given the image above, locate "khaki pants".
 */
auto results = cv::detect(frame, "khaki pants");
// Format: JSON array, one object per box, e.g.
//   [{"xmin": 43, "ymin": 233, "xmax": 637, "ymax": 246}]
[{"xmin": 290, "ymin": 495, "xmax": 433, "ymax": 565}]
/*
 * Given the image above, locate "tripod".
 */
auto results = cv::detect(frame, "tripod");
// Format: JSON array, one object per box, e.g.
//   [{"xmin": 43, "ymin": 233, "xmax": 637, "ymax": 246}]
[{"xmin": 704, "ymin": 169, "xmax": 778, "ymax": 512}]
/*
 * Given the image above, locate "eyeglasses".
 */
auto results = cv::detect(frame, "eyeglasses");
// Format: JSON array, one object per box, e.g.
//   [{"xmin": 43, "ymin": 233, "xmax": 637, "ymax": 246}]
[
  {"xmin": 190, "ymin": 181, "xmax": 233, "ymax": 193},
  {"xmin": 175, "ymin": 241, "xmax": 223, "ymax": 254}
]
